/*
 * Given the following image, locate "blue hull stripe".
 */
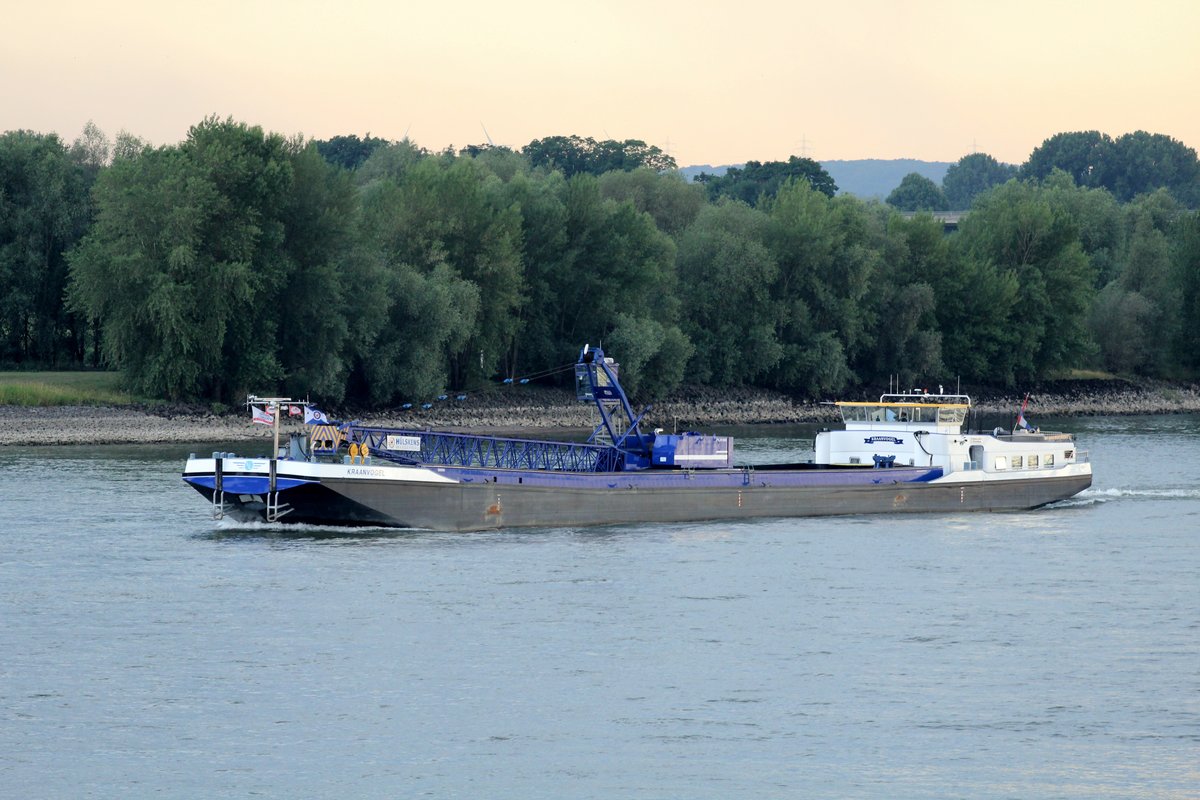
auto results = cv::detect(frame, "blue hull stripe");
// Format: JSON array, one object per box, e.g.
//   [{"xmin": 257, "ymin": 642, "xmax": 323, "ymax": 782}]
[{"xmin": 184, "ymin": 475, "xmax": 314, "ymax": 494}]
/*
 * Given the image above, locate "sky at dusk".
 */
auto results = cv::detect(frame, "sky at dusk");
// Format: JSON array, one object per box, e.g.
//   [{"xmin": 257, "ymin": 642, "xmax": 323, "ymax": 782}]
[{"xmin": 5, "ymin": 0, "xmax": 1198, "ymax": 167}]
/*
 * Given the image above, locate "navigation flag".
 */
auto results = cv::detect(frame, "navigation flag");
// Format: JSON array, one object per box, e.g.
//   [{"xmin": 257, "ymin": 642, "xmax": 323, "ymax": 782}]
[
  {"xmin": 1015, "ymin": 393, "xmax": 1034, "ymax": 431},
  {"xmin": 251, "ymin": 405, "xmax": 274, "ymax": 425},
  {"xmin": 303, "ymin": 406, "xmax": 330, "ymax": 425}
]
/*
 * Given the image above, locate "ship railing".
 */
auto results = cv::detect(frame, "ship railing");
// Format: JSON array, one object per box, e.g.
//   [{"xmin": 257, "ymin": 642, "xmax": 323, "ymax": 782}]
[{"xmin": 348, "ymin": 427, "xmax": 622, "ymax": 472}]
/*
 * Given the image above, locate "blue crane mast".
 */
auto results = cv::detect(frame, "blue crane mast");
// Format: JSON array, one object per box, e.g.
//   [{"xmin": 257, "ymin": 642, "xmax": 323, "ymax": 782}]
[{"xmin": 339, "ymin": 344, "xmax": 731, "ymax": 472}]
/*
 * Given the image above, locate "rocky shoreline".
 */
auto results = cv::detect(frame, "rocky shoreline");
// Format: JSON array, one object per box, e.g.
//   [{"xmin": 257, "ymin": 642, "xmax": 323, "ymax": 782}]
[{"xmin": 2, "ymin": 379, "xmax": 1198, "ymax": 447}]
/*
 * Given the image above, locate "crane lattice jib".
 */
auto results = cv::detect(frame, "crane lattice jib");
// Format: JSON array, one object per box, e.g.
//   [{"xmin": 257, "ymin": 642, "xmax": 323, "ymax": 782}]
[{"xmin": 349, "ymin": 427, "xmax": 623, "ymax": 472}]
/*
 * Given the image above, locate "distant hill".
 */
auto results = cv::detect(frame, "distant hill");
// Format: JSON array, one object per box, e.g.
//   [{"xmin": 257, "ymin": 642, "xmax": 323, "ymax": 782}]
[
  {"xmin": 677, "ymin": 164, "xmax": 731, "ymax": 182},
  {"xmin": 822, "ymin": 159, "xmax": 952, "ymax": 198},
  {"xmin": 678, "ymin": 159, "xmax": 953, "ymax": 199}
]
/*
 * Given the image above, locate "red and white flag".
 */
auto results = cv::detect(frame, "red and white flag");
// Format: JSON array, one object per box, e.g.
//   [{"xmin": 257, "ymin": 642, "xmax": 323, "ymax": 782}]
[
  {"xmin": 1015, "ymin": 393, "xmax": 1034, "ymax": 431},
  {"xmin": 251, "ymin": 405, "xmax": 274, "ymax": 425},
  {"xmin": 288, "ymin": 404, "xmax": 302, "ymax": 417}
]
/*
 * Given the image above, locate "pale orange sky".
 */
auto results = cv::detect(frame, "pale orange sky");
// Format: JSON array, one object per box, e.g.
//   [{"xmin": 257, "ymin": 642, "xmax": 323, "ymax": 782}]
[{"xmin": 4, "ymin": 0, "xmax": 1198, "ymax": 166}]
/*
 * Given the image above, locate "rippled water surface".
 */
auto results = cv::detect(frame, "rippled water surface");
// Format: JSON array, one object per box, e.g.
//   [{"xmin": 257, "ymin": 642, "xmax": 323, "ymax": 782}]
[{"xmin": 1, "ymin": 416, "xmax": 1198, "ymax": 798}]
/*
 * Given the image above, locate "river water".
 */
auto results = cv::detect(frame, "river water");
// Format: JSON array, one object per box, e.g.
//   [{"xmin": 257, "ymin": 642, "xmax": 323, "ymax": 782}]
[{"xmin": 1, "ymin": 416, "xmax": 1197, "ymax": 799}]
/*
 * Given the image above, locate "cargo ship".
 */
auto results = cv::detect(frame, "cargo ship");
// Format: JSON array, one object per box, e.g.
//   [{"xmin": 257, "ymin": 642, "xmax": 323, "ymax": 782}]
[{"xmin": 182, "ymin": 345, "xmax": 1092, "ymax": 530}]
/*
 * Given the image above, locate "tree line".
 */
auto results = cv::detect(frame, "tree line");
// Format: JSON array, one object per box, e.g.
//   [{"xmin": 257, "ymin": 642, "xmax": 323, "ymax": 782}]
[
  {"xmin": 2, "ymin": 118, "xmax": 1199, "ymax": 405},
  {"xmin": 887, "ymin": 131, "xmax": 1200, "ymax": 212}
]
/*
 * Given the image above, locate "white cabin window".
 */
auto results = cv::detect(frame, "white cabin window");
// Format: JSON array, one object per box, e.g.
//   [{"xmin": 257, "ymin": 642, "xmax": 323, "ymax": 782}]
[
  {"xmin": 1011, "ymin": 455, "xmax": 1023, "ymax": 469},
  {"xmin": 1028, "ymin": 454, "xmax": 1039, "ymax": 468},
  {"xmin": 938, "ymin": 407, "xmax": 966, "ymax": 425},
  {"xmin": 994, "ymin": 456, "xmax": 1008, "ymax": 470},
  {"xmin": 1044, "ymin": 454, "xmax": 1055, "ymax": 467},
  {"xmin": 843, "ymin": 407, "xmax": 870, "ymax": 422}
]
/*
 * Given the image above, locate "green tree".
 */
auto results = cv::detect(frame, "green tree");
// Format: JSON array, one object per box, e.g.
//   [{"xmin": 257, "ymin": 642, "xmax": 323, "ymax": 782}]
[
  {"xmin": 69, "ymin": 118, "xmax": 360, "ymax": 401},
  {"xmin": 274, "ymin": 142, "xmax": 366, "ymax": 399},
  {"xmin": 955, "ymin": 180, "xmax": 1095, "ymax": 382},
  {"xmin": 597, "ymin": 168, "xmax": 706, "ymax": 237},
  {"xmin": 864, "ymin": 212, "xmax": 947, "ymax": 387},
  {"xmin": 698, "ymin": 156, "xmax": 837, "ymax": 206},
  {"xmin": 365, "ymin": 156, "xmax": 525, "ymax": 386},
  {"xmin": 605, "ymin": 312, "xmax": 693, "ymax": 398},
  {"xmin": 0, "ymin": 130, "xmax": 92, "ymax": 366},
  {"xmin": 675, "ymin": 201, "xmax": 781, "ymax": 385},
  {"xmin": 1023, "ymin": 130, "xmax": 1200, "ymax": 206},
  {"xmin": 1091, "ymin": 190, "xmax": 1183, "ymax": 375},
  {"xmin": 1090, "ymin": 283, "xmax": 1155, "ymax": 374},
  {"xmin": 460, "ymin": 144, "xmax": 528, "ymax": 182},
  {"xmin": 590, "ymin": 138, "xmax": 676, "ymax": 173},
  {"xmin": 1021, "ymin": 131, "xmax": 1113, "ymax": 187},
  {"xmin": 522, "ymin": 135, "xmax": 592, "ymax": 177},
  {"xmin": 886, "ymin": 173, "xmax": 949, "ymax": 212},
  {"xmin": 112, "ymin": 131, "xmax": 149, "ymax": 162},
  {"xmin": 942, "ymin": 152, "xmax": 1017, "ymax": 210},
  {"xmin": 1106, "ymin": 131, "xmax": 1200, "ymax": 205},
  {"xmin": 347, "ymin": 234, "xmax": 480, "ymax": 405},
  {"xmin": 355, "ymin": 139, "xmax": 428, "ymax": 185},
  {"xmin": 498, "ymin": 169, "xmax": 571, "ymax": 375},
  {"xmin": 763, "ymin": 181, "xmax": 877, "ymax": 394},
  {"xmin": 315, "ymin": 134, "xmax": 391, "ymax": 171},
  {"xmin": 936, "ymin": 249, "xmax": 1021, "ymax": 382},
  {"xmin": 70, "ymin": 144, "xmax": 245, "ymax": 398},
  {"xmin": 522, "ymin": 135, "xmax": 675, "ymax": 177},
  {"xmin": 520, "ymin": 174, "xmax": 687, "ymax": 395},
  {"xmin": 1172, "ymin": 210, "xmax": 1200, "ymax": 371},
  {"xmin": 1040, "ymin": 169, "xmax": 1125, "ymax": 287},
  {"xmin": 70, "ymin": 120, "xmax": 110, "ymax": 178}
]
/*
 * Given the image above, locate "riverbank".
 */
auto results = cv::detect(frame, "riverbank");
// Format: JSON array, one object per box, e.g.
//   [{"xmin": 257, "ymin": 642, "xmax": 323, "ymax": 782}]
[{"xmin": 2, "ymin": 379, "xmax": 1199, "ymax": 447}]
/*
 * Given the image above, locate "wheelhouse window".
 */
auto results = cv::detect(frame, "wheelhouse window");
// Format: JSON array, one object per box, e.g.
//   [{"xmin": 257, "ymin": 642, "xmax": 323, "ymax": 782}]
[
  {"xmin": 845, "ymin": 405, "xmax": 912, "ymax": 422},
  {"xmin": 906, "ymin": 407, "xmax": 930, "ymax": 423},
  {"xmin": 937, "ymin": 407, "xmax": 966, "ymax": 425},
  {"xmin": 843, "ymin": 403, "xmax": 965, "ymax": 425},
  {"xmin": 842, "ymin": 406, "xmax": 871, "ymax": 422}
]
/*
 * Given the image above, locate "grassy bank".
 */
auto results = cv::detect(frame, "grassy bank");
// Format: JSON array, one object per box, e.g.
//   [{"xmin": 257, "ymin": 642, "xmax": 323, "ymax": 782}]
[{"xmin": 0, "ymin": 371, "xmax": 135, "ymax": 406}]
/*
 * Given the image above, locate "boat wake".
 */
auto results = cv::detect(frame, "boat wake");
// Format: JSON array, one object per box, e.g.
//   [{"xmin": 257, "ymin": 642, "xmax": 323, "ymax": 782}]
[
  {"xmin": 1085, "ymin": 487, "xmax": 1200, "ymax": 499},
  {"xmin": 204, "ymin": 517, "xmax": 423, "ymax": 540},
  {"xmin": 1050, "ymin": 487, "xmax": 1200, "ymax": 508},
  {"xmin": 1047, "ymin": 495, "xmax": 1106, "ymax": 508}
]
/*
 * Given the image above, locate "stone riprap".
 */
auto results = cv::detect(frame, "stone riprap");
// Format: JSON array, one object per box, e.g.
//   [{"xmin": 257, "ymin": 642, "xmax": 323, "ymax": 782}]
[{"xmin": 1, "ymin": 382, "xmax": 1197, "ymax": 446}]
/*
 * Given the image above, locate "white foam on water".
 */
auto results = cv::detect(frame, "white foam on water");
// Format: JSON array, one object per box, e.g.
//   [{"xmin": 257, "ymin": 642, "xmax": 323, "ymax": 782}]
[
  {"xmin": 1046, "ymin": 486, "xmax": 1200, "ymax": 510},
  {"xmin": 1046, "ymin": 496, "xmax": 1106, "ymax": 509},
  {"xmin": 211, "ymin": 517, "xmax": 418, "ymax": 536},
  {"xmin": 1082, "ymin": 487, "xmax": 1200, "ymax": 499}
]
